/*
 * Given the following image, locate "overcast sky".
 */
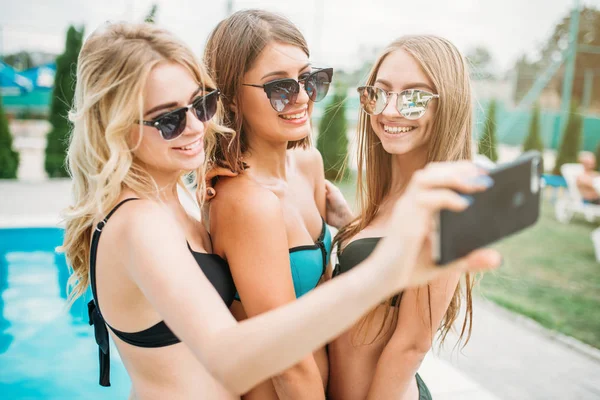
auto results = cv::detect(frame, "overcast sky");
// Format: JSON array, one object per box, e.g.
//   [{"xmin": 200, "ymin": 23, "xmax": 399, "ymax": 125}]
[{"xmin": 1, "ymin": 0, "xmax": 598, "ymax": 73}]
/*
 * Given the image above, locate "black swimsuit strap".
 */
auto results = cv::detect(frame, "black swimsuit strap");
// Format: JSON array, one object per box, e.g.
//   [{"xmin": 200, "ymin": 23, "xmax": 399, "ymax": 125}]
[
  {"xmin": 103, "ymin": 198, "xmax": 139, "ymax": 224},
  {"xmin": 89, "ymin": 198, "xmax": 139, "ymax": 302},
  {"xmin": 87, "ymin": 197, "xmax": 139, "ymax": 387}
]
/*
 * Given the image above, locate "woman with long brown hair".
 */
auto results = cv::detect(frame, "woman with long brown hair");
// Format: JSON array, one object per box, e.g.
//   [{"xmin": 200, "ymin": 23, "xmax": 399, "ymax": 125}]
[
  {"xmin": 328, "ymin": 35, "xmax": 491, "ymax": 400},
  {"xmin": 203, "ymin": 9, "xmax": 337, "ymax": 399}
]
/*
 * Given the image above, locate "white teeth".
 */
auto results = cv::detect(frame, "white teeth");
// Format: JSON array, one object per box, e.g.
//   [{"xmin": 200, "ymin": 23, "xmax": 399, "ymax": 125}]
[
  {"xmin": 383, "ymin": 125, "xmax": 416, "ymax": 134},
  {"xmin": 178, "ymin": 140, "xmax": 200, "ymax": 150},
  {"xmin": 280, "ymin": 110, "xmax": 306, "ymax": 120}
]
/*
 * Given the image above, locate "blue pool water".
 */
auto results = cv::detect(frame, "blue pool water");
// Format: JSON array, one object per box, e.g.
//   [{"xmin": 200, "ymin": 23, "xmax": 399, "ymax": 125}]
[{"xmin": 0, "ymin": 228, "xmax": 129, "ymax": 399}]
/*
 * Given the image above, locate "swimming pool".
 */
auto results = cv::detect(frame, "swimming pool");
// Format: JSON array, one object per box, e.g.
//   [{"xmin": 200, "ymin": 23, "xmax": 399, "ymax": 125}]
[{"xmin": 0, "ymin": 227, "xmax": 129, "ymax": 399}]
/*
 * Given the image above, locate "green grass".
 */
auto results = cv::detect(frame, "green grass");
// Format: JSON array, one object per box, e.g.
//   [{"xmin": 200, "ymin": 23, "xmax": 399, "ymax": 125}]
[
  {"xmin": 479, "ymin": 199, "xmax": 600, "ymax": 349},
  {"xmin": 333, "ymin": 178, "xmax": 600, "ymax": 349}
]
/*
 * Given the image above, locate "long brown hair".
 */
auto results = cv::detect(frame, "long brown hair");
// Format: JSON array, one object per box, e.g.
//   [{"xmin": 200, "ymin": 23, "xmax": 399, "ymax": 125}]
[
  {"xmin": 334, "ymin": 35, "xmax": 475, "ymax": 346},
  {"xmin": 203, "ymin": 9, "xmax": 311, "ymax": 172},
  {"xmin": 63, "ymin": 22, "xmax": 229, "ymax": 304}
]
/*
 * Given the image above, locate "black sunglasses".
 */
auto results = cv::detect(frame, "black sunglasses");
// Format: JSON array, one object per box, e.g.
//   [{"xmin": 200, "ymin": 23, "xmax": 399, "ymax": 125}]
[
  {"xmin": 138, "ymin": 89, "xmax": 220, "ymax": 141},
  {"xmin": 243, "ymin": 68, "xmax": 333, "ymax": 112}
]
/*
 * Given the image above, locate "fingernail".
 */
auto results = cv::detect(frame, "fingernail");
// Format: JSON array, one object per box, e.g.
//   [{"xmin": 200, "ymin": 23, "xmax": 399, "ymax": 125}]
[
  {"xmin": 207, "ymin": 188, "xmax": 215, "ymax": 197},
  {"xmin": 468, "ymin": 175, "xmax": 494, "ymax": 188},
  {"xmin": 461, "ymin": 194, "xmax": 474, "ymax": 206}
]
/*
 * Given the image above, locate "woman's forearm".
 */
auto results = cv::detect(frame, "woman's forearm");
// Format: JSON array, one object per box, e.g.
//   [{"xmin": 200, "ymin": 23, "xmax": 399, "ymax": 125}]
[
  {"xmin": 366, "ymin": 347, "xmax": 426, "ymax": 400},
  {"xmin": 272, "ymin": 356, "xmax": 326, "ymax": 400},
  {"xmin": 203, "ymin": 252, "xmax": 398, "ymax": 396},
  {"xmin": 340, "ymin": 206, "xmax": 355, "ymax": 229}
]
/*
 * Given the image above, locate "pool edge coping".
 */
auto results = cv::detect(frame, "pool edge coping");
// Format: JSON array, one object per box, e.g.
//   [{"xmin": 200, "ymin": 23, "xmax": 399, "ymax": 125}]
[{"xmin": 0, "ymin": 214, "xmax": 64, "ymax": 229}]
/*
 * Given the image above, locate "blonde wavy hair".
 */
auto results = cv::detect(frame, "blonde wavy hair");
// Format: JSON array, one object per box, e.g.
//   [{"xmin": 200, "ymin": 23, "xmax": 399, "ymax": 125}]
[
  {"xmin": 334, "ymin": 35, "xmax": 475, "ymax": 347},
  {"xmin": 63, "ymin": 22, "xmax": 229, "ymax": 304}
]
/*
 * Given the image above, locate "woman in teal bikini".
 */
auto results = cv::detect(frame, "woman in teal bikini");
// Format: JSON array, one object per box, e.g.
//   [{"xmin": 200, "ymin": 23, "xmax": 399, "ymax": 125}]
[{"xmin": 203, "ymin": 10, "xmax": 336, "ymax": 400}]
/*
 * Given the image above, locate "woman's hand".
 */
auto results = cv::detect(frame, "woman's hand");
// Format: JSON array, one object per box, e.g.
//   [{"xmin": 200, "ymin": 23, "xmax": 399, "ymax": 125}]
[
  {"xmin": 197, "ymin": 166, "xmax": 238, "ymax": 203},
  {"xmin": 375, "ymin": 161, "xmax": 501, "ymax": 291},
  {"xmin": 324, "ymin": 180, "xmax": 354, "ymax": 229}
]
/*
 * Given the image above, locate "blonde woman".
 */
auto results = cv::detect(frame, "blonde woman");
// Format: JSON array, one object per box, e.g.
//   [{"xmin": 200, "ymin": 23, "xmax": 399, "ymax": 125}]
[
  {"xmin": 328, "ymin": 36, "xmax": 492, "ymax": 400},
  {"xmin": 63, "ymin": 23, "xmax": 499, "ymax": 400}
]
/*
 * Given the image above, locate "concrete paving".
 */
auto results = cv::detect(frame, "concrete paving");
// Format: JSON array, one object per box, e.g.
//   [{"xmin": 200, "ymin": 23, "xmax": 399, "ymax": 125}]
[{"xmin": 437, "ymin": 299, "xmax": 600, "ymax": 400}]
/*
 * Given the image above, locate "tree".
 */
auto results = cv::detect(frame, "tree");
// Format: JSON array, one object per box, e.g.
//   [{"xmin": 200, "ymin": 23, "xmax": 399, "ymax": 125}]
[
  {"xmin": 317, "ymin": 83, "xmax": 349, "ymax": 181},
  {"xmin": 513, "ymin": 55, "xmax": 541, "ymax": 103},
  {"xmin": 2, "ymin": 51, "xmax": 34, "ymax": 70},
  {"xmin": 466, "ymin": 46, "xmax": 495, "ymax": 80},
  {"xmin": 523, "ymin": 103, "xmax": 545, "ymax": 157},
  {"xmin": 145, "ymin": 4, "xmax": 158, "ymax": 23},
  {"xmin": 514, "ymin": 6, "xmax": 600, "ymax": 107},
  {"xmin": 45, "ymin": 25, "xmax": 84, "ymax": 178},
  {"xmin": 0, "ymin": 94, "xmax": 19, "ymax": 179},
  {"xmin": 478, "ymin": 100, "xmax": 499, "ymax": 162},
  {"xmin": 553, "ymin": 102, "xmax": 583, "ymax": 175}
]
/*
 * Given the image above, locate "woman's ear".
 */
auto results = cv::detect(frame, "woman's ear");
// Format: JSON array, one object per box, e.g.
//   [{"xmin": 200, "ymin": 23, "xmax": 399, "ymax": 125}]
[{"xmin": 230, "ymin": 98, "xmax": 238, "ymax": 114}]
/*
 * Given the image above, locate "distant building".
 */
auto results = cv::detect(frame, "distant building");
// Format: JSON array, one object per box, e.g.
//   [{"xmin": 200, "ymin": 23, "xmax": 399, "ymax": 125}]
[{"xmin": 0, "ymin": 61, "xmax": 55, "ymax": 118}]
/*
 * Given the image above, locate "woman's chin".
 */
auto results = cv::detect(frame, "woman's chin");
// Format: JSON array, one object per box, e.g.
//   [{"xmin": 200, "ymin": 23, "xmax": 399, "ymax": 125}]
[
  {"xmin": 380, "ymin": 139, "xmax": 426, "ymax": 156},
  {"xmin": 283, "ymin": 125, "xmax": 312, "ymax": 143},
  {"xmin": 177, "ymin": 152, "xmax": 205, "ymax": 171}
]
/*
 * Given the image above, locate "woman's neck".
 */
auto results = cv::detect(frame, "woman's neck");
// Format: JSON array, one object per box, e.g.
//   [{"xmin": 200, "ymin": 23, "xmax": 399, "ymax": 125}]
[
  {"xmin": 139, "ymin": 162, "xmax": 182, "ymax": 204},
  {"xmin": 244, "ymin": 134, "xmax": 290, "ymax": 180},
  {"xmin": 357, "ymin": 146, "xmax": 429, "ymax": 233},
  {"xmin": 387, "ymin": 145, "xmax": 429, "ymax": 203}
]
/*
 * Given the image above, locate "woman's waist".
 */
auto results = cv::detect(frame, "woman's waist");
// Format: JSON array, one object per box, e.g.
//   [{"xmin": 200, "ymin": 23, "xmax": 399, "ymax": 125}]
[{"xmin": 119, "ymin": 342, "xmax": 236, "ymax": 400}]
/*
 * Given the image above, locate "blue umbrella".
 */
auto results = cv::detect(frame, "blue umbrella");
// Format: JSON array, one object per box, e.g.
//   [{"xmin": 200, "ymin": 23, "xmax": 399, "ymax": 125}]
[
  {"xmin": 21, "ymin": 63, "xmax": 56, "ymax": 90},
  {"xmin": 0, "ymin": 61, "xmax": 34, "ymax": 95}
]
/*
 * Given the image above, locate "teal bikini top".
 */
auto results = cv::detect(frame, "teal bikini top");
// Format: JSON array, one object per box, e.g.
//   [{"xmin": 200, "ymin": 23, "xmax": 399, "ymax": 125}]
[
  {"xmin": 235, "ymin": 219, "xmax": 332, "ymax": 300},
  {"xmin": 288, "ymin": 219, "xmax": 332, "ymax": 297}
]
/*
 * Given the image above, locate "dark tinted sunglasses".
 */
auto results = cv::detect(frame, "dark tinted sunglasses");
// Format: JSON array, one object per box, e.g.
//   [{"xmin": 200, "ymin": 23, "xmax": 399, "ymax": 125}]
[
  {"xmin": 138, "ymin": 89, "xmax": 220, "ymax": 141},
  {"xmin": 243, "ymin": 68, "xmax": 333, "ymax": 112},
  {"xmin": 357, "ymin": 86, "xmax": 439, "ymax": 120}
]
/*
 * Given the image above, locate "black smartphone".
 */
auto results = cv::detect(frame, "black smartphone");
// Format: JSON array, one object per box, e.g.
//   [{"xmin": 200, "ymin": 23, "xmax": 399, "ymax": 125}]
[{"xmin": 432, "ymin": 151, "xmax": 543, "ymax": 265}]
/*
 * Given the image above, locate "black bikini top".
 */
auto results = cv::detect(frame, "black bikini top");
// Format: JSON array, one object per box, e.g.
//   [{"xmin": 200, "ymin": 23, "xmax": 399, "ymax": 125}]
[
  {"xmin": 333, "ymin": 237, "xmax": 402, "ymax": 306},
  {"xmin": 87, "ymin": 198, "xmax": 236, "ymax": 386}
]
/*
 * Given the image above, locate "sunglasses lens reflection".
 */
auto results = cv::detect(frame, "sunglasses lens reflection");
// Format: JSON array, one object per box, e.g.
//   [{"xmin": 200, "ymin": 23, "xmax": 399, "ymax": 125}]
[
  {"xmin": 270, "ymin": 80, "xmax": 299, "ymax": 112},
  {"xmin": 193, "ymin": 91, "xmax": 219, "ymax": 122},
  {"xmin": 358, "ymin": 86, "xmax": 387, "ymax": 115},
  {"xmin": 159, "ymin": 109, "xmax": 187, "ymax": 140},
  {"xmin": 398, "ymin": 90, "xmax": 432, "ymax": 120},
  {"xmin": 307, "ymin": 69, "xmax": 332, "ymax": 102}
]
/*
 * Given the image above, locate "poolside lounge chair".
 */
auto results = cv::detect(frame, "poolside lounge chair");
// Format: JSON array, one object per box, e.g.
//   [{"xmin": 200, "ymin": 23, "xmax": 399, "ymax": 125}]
[
  {"xmin": 554, "ymin": 163, "xmax": 600, "ymax": 223},
  {"xmin": 591, "ymin": 227, "xmax": 600, "ymax": 263}
]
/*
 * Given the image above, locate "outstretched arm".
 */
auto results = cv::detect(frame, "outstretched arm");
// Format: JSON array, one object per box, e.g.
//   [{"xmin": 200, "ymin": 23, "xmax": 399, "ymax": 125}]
[
  {"xmin": 122, "ymin": 162, "xmax": 500, "ymax": 396},
  {"xmin": 124, "ymin": 201, "xmax": 395, "ymax": 396}
]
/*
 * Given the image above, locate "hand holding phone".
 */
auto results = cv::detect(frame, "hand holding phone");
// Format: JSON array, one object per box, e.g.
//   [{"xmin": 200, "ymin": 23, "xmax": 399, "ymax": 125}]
[{"xmin": 432, "ymin": 151, "xmax": 543, "ymax": 265}]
